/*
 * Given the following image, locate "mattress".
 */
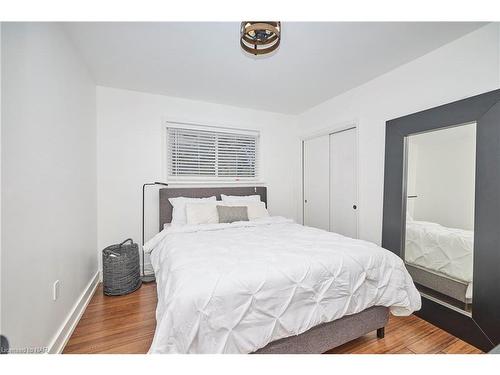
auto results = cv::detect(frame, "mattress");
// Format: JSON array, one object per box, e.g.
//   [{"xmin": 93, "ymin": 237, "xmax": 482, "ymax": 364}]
[
  {"xmin": 405, "ymin": 219, "xmax": 473, "ymax": 289},
  {"xmin": 145, "ymin": 216, "xmax": 421, "ymax": 354}
]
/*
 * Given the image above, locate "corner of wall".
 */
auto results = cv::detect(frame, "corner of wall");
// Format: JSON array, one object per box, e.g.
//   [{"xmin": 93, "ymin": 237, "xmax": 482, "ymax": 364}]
[
  {"xmin": 0, "ymin": 21, "xmax": 3, "ymax": 340},
  {"xmin": 497, "ymin": 23, "xmax": 500, "ymax": 87}
]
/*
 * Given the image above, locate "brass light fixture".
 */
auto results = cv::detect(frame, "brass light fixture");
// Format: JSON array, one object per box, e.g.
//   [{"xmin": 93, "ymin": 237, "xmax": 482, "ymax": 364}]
[{"xmin": 240, "ymin": 22, "xmax": 281, "ymax": 56}]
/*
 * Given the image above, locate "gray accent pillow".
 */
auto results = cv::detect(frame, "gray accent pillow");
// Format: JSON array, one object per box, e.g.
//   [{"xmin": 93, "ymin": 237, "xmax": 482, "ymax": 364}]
[{"xmin": 217, "ymin": 205, "xmax": 249, "ymax": 223}]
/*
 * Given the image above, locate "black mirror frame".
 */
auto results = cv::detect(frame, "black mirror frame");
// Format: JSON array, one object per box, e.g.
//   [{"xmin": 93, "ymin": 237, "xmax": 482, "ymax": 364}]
[{"xmin": 382, "ymin": 89, "xmax": 500, "ymax": 352}]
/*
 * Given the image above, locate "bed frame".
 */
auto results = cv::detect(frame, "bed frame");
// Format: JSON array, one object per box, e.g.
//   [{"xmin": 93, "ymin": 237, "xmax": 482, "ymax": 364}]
[
  {"xmin": 157, "ymin": 186, "xmax": 389, "ymax": 354},
  {"xmin": 406, "ymin": 263, "xmax": 471, "ymax": 305}
]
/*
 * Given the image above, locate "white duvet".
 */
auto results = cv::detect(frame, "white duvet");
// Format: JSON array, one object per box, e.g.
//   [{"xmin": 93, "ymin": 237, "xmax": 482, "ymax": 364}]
[
  {"xmin": 146, "ymin": 217, "xmax": 421, "ymax": 354},
  {"xmin": 405, "ymin": 219, "xmax": 473, "ymax": 285}
]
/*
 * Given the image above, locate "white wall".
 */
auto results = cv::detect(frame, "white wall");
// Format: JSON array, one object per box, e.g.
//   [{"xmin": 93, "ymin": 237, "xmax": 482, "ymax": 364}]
[
  {"xmin": 0, "ymin": 22, "xmax": 3, "ymax": 341},
  {"xmin": 298, "ymin": 23, "xmax": 500, "ymax": 245},
  {"xmin": 1, "ymin": 23, "xmax": 97, "ymax": 351},
  {"xmin": 97, "ymin": 87, "xmax": 300, "ymax": 270},
  {"xmin": 407, "ymin": 124, "xmax": 476, "ymax": 230}
]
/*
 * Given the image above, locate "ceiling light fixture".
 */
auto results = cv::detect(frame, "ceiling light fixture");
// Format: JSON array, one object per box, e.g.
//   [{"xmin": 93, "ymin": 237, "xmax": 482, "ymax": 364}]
[{"xmin": 240, "ymin": 22, "xmax": 281, "ymax": 56}]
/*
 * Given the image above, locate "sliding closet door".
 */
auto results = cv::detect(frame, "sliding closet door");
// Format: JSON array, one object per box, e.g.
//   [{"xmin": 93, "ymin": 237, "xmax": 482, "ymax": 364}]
[
  {"xmin": 303, "ymin": 135, "xmax": 330, "ymax": 230},
  {"xmin": 329, "ymin": 128, "xmax": 358, "ymax": 238}
]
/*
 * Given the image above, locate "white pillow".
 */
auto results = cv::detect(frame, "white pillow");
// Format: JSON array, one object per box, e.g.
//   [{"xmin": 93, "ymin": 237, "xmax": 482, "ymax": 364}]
[
  {"xmin": 246, "ymin": 201, "xmax": 269, "ymax": 220},
  {"xmin": 185, "ymin": 202, "xmax": 219, "ymax": 225},
  {"xmin": 185, "ymin": 201, "xmax": 269, "ymax": 224},
  {"xmin": 220, "ymin": 194, "xmax": 262, "ymax": 203},
  {"xmin": 169, "ymin": 196, "xmax": 216, "ymax": 225},
  {"xmin": 225, "ymin": 201, "xmax": 269, "ymax": 220}
]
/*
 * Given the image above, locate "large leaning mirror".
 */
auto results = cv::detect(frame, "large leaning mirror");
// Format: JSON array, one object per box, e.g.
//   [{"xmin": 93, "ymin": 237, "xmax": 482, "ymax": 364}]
[
  {"xmin": 403, "ymin": 123, "xmax": 476, "ymax": 314},
  {"xmin": 382, "ymin": 89, "xmax": 500, "ymax": 351}
]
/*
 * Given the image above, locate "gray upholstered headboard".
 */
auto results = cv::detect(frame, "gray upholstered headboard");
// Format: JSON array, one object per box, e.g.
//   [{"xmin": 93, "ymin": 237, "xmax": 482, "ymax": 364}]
[{"xmin": 159, "ymin": 186, "xmax": 267, "ymax": 230}]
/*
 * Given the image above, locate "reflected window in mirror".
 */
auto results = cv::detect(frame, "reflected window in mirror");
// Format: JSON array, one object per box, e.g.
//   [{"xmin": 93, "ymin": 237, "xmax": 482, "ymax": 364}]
[{"xmin": 403, "ymin": 122, "xmax": 476, "ymax": 314}]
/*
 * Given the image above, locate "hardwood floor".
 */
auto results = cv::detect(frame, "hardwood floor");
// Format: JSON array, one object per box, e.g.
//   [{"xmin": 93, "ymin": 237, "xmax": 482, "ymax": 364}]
[
  {"xmin": 326, "ymin": 314, "xmax": 481, "ymax": 354},
  {"xmin": 63, "ymin": 282, "xmax": 482, "ymax": 354},
  {"xmin": 64, "ymin": 282, "xmax": 156, "ymax": 354}
]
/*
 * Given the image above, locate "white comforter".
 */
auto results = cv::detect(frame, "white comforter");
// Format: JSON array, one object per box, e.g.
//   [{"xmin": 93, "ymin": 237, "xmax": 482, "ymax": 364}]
[
  {"xmin": 146, "ymin": 217, "xmax": 421, "ymax": 354},
  {"xmin": 405, "ymin": 219, "xmax": 473, "ymax": 284}
]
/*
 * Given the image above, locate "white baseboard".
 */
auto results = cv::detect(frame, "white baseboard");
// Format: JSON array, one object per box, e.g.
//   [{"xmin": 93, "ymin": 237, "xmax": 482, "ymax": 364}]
[{"xmin": 47, "ymin": 271, "xmax": 100, "ymax": 354}]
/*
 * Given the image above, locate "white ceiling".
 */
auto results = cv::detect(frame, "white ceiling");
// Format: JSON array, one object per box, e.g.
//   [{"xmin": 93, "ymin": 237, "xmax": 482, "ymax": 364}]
[{"xmin": 65, "ymin": 22, "xmax": 486, "ymax": 114}]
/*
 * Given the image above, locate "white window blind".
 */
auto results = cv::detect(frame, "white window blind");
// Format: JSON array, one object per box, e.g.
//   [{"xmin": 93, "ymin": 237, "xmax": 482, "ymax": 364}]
[{"xmin": 166, "ymin": 125, "xmax": 259, "ymax": 180}]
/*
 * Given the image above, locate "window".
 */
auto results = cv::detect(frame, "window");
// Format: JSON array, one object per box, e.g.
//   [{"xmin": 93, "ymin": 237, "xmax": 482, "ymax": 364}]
[{"xmin": 166, "ymin": 123, "xmax": 259, "ymax": 181}]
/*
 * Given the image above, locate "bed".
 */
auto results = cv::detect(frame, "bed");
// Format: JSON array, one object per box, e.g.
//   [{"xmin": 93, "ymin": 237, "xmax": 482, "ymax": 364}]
[
  {"xmin": 405, "ymin": 218, "xmax": 473, "ymax": 304},
  {"xmin": 144, "ymin": 187, "xmax": 421, "ymax": 354}
]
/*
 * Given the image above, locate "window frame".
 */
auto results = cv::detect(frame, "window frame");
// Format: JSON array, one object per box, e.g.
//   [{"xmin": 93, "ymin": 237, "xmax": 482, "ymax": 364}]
[{"xmin": 162, "ymin": 121, "xmax": 261, "ymax": 184}]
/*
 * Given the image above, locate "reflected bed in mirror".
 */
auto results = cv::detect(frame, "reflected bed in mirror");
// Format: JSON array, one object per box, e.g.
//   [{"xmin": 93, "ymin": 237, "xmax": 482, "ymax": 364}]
[{"xmin": 403, "ymin": 122, "xmax": 476, "ymax": 314}]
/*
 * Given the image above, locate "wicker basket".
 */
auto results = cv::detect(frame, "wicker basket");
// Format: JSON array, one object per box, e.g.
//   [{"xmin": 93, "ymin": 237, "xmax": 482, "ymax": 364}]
[{"xmin": 102, "ymin": 238, "xmax": 142, "ymax": 296}]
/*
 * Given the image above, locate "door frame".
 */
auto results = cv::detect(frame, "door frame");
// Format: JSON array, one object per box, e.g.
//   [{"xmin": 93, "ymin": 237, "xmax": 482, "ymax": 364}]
[{"xmin": 301, "ymin": 121, "xmax": 359, "ymax": 238}]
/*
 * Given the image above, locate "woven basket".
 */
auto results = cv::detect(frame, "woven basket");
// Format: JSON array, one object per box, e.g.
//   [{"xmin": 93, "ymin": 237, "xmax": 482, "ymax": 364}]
[{"xmin": 102, "ymin": 238, "xmax": 142, "ymax": 296}]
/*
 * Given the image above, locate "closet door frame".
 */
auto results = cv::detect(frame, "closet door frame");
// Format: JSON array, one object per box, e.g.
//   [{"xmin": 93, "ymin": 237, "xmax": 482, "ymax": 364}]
[{"xmin": 301, "ymin": 121, "xmax": 359, "ymax": 237}]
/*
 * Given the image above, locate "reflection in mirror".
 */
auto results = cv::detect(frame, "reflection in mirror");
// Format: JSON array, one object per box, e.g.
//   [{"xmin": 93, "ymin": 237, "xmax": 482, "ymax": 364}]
[{"xmin": 404, "ymin": 122, "xmax": 476, "ymax": 314}]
